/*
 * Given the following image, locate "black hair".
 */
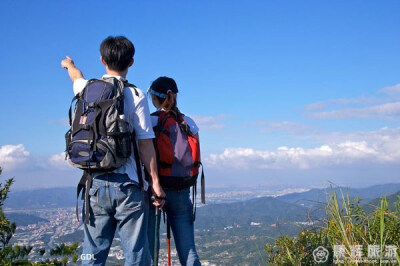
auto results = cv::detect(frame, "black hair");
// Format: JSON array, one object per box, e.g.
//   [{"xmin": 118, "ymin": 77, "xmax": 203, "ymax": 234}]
[
  {"xmin": 150, "ymin": 76, "xmax": 182, "ymax": 117},
  {"xmin": 151, "ymin": 76, "xmax": 179, "ymax": 94},
  {"xmin": 100, "ymin": 36, "xmax": 135, "ymax": 72}
]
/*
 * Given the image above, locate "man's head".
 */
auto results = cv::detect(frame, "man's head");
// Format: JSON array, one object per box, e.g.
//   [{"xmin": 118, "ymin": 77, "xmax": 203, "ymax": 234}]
[{"xmin": 100, "ymin": 36, "xmax": 135, "ymax": 72}]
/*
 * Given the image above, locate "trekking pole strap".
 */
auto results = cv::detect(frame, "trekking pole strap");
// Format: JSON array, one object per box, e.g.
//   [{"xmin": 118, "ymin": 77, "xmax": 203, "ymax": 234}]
[
  {"xmin": 163, "ymin": 209, "xmax": 166, "ymax": 224},
  {"xmin": 193, "ymin": 183, "xmax": 197, "ymax": 222},
  {"xmin": 200, "ymin": 162, "xmax": 205, "ymax": 204}
]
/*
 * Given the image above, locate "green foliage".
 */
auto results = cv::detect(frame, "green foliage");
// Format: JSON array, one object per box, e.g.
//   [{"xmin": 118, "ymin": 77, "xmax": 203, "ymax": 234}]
[
  {"xmin": 0, "ymin": 167, "xmax": 79, "ymax": 265},
  {"xmin": 49, "ymin": 243, "xmax": 78, "ymax": 257},
  {"xmin": 266, "ymin": 188, "xmax": 400, "ymax": 265},
  {"xmin": 266, "ymin": 230, "xmax": 332, "ymax": 265}
]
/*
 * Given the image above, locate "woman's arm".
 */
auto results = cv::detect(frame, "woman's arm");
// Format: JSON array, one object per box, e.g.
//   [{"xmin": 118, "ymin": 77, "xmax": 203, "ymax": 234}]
[{"xmin": 138, "ymin": 139, "xmax": 166, "ymax": 209}]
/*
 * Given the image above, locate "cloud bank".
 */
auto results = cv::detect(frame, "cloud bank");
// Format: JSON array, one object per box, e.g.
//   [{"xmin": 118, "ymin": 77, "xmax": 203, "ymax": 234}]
[
  {"xmin": 189, "ymin": 114, "xmax": 227, "ymax": 130},
  {"xmin": 310, "ymin": 102, "xmax": 400, "ymax": 120},
  {"xmin": 49, "ymin": 152, "xmax": 74, "ymax": 170},
  {"xmin": 205, "ymin": 127, "xmax": 400, "ymax": 170},
  {"xmin": 306, "ymin": 83, "xmax": 400, "ymax": 120},
  {"xmin": 0, "ymin": 145, "xmax": 79, "ymax": 189},
  {"xmin": 0, "ymin": 144, "xmax": 30, "ymax": 170},
  {"xmin": 2, "ymin": 127, "xmax": 400, "ymax": 189}
]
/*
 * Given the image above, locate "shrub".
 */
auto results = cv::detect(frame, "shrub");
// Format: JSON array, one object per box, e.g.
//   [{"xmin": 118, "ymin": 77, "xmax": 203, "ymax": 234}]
[{"xmin": 266, "ymin": 188, "xmax": 400, "ymax": 265}]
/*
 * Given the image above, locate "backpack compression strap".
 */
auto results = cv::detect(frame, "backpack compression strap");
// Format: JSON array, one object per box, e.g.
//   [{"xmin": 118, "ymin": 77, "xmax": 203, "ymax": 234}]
[
  {"xmin": 192, "ymin": 165, "xmax": 205, "ymax": 222},
  {"xmin": 132, "ymin": 130, "xmax": 144, "ymax": 190},
  {"xmin": 76, "ymin": 170, "xmax": 94, "ymax": 225},
  {"xmin": 200, "ymin": 162, "xmax": 205, "ymax": 204}
]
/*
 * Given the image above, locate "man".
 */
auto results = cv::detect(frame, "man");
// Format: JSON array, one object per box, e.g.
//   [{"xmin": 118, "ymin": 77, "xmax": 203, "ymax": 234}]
[{"xmin": 61, "ymin": 36, "xmax": 165, "ymax": 265}]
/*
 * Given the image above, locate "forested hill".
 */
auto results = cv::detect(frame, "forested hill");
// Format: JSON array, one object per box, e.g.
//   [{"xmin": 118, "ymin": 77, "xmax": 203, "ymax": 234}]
[
  {"xmin": 196, "ymin": 196, "xmax": 310, "ymax": 230},
  {"xmin": 5, "ymin": 187, "xmax": 75, "ymax": 209},
  {"xmin": 276, "ymin": 183, "xmax": 400, "ymax": 207},
  {"xmin": 364, "ymin": 190, "xmax": 400, "ymax": 214}
]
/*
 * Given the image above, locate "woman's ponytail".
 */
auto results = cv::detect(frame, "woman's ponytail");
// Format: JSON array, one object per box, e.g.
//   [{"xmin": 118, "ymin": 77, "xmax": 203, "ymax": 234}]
[
  {"xmin": 159, "ymin": 92, "xmax": 182, "ymax": 118},
  {"xmin": 160, "ymin": 91, "xmax": 175, "ymax": 112}
]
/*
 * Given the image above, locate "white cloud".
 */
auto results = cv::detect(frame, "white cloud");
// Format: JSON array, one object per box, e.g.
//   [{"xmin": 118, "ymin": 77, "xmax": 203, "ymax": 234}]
[
  {"xmin": 205, "ymin": 127, "xmax": 400, "ymax": 170},
  {"xmin": 257, "ymin": 121, "xmax": 312, "ymax": 134},
  {"xmin": 0, "ymin": 150, "xmax": 80, "ymax": 189},
  {"xmin": 305, "ymin": 102, "xmax": 325, "ymax": 111},
  {"xmin": 305, "ymin": 96, "xmax": 383, "ymax": 111},
  {"xmin": 379, "ymin": 84, "xmax": 400, "ymax": 97},
  {"xmin": 305, "ymin": 83, "xmax": 400, "ymax": 120},
  {"xmin": 310, "ymin": 102, "xmax": 400, "ymax": 119},
  {"xmin": 49, "ymin": 152, "xmax": 74, "ymax": 170},
  {"xmin": 0, "ymin": 144, "xmax": 30, "ymax": 170},
  {"xmin": 189, "ymin": 114, "xmax": 227, "ymax": 130},
  {"xmin": 46, "ymin": 118, "xmax": 69, "ymax": 126}
]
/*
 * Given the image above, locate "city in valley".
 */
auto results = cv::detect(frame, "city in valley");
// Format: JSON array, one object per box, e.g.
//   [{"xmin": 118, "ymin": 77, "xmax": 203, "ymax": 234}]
[
  {"xmin": 8, "ymin": 208, "xmax": 216, "ymax": 265},
  {"xmin": 5, "ymin": 186, "xmax": 309, "ymax": 265}
]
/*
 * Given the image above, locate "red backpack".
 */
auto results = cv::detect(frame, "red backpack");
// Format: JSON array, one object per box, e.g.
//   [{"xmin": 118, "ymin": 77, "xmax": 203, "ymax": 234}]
[{"xmin": 152, "ymin": 111, "xmax": 205, "ymax": 205}]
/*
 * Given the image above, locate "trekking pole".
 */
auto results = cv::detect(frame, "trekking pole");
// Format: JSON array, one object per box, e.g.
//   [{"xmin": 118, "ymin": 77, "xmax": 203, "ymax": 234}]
[
  {"xmin": 154, "ymin": 207, "xmax": 160, "ymax": 266},
  {"xmin": 167, "ymin": 219, "xmax": 171, "ymax": 266}
]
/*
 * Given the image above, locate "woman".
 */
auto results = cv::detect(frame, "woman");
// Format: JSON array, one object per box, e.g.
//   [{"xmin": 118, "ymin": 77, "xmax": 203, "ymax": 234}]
[{"xmin": 147, "ymin": 76, "xmax": 201, "ymax": 266}]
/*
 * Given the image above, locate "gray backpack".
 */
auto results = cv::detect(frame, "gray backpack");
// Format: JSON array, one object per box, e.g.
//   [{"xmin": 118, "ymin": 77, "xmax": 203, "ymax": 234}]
[
  {"xmin": 65, "ymin": 77, "xmax": 143, "ymax": 223},
  {"xmin": 65, "ymin": 77, "xmax": 132, "ymax": 170}
]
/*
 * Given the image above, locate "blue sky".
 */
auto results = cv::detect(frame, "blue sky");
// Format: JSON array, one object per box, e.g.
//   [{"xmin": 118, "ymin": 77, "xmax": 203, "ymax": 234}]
[{"xmin": 1, "ymin": 1, "xmax": 400, "ymax": 189}]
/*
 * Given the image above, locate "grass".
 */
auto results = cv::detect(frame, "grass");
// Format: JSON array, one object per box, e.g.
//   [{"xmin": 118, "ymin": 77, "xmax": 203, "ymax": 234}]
[{"xmin": 266, "ymin": 188, "xmax": 400, "ymax": 265}]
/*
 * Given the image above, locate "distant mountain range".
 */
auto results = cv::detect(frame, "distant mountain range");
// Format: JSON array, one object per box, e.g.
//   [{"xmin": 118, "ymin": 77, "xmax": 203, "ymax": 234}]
[
  {"xmin": 5, "ymin": 187, "xmax": 76, "ymax": 209},
  {"xmin": 196, "ymin": 196, "xmax": 310, "ymax": 230},
  {"xmin": 276, "ymin": 183, "xmax": 400, "ymax": 207},
  {"xmin": 5, "ymin": 183, "xmax": 400, "ymax": 229},
  {"xmin": 5, "ymin": 213, "xmax": 48, "ymax": 226},
  {"xmin": 364, "ymin": 190, "xmax": 400, "ymax": 214},
  {"xmin": 6, "ymin": 183, "xmax": 400, "ymax": 210}
]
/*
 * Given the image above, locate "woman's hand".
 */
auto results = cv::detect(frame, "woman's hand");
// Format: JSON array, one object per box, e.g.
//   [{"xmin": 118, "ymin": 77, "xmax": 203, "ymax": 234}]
[{"xmin": 151, "ymin": 182, "xmax": 166, "ymax": 209}]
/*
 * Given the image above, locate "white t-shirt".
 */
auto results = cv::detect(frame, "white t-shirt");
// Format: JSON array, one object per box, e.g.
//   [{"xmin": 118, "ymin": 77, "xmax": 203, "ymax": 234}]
[
  {"xmin": 150, "ymin": 110, "xmax": 199, "ymax": 135},
  {"xmin": 73, "ymin": 75, "xmax": 155, "ymax": 187}
]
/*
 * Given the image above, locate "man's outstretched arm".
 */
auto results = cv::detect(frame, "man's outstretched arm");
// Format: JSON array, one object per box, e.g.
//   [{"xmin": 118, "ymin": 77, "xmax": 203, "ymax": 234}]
[
  {"xmin": 138, "ymin": 139, "xmax": 166, "ymax": 209},
  {"xmin": 61, "ymin": 56, "xmax": 84, "ymax": 82}
]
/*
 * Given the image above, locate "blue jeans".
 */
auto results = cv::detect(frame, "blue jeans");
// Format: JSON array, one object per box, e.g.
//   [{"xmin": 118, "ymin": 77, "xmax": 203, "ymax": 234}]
[
  {"xmin": 148, "ymin": 188, "xmax": 201, "ymax": 266},
  {"xmin": 82, "ymin": 173, "xmax": 151, "ymax": 266}
]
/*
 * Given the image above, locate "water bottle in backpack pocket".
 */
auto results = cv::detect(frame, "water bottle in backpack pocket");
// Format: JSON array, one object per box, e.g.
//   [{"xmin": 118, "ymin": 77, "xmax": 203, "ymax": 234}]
[{"xmin": 116, "ymin": 115, "xmax": 131, "ymax": 158}]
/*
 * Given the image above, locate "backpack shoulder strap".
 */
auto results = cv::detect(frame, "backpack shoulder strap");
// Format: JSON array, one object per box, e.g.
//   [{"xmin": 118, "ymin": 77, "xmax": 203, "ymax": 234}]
[
  {"xmin": 151, "ymin": 111, "xmax": 169, "ymax": 136},
  {"xmin": 123, "ymin": 81, "xmax": 140, "ymax": 97},
  {"xmin": 124, "ymin": 81, "xmax": 136, "ymax": 88},
  {"xmin": 151, "ymin": 110, "xmax": 163, "ymax": 117}
]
